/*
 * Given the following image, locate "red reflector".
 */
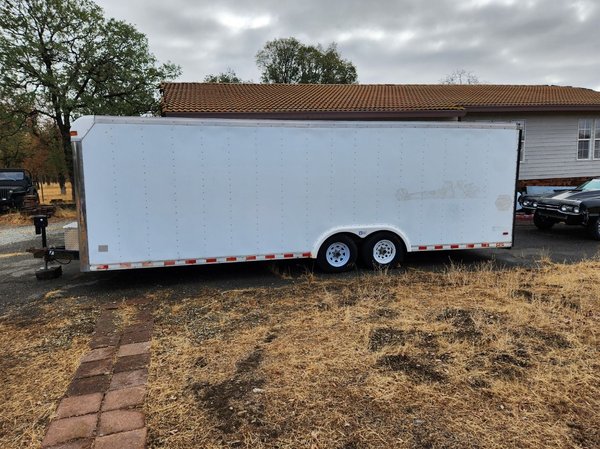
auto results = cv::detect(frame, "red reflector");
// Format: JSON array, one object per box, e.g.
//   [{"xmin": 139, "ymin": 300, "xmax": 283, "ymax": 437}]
[
  {"xmin": 185, "ymin": 259, "xmax": 196, "ymax": 264},
  {"xmin": 496, "ymin": 243, "xmax": 504, "ymax": 247},
  {"xmin": 418, "ymin": 246, "xmax": 427, "ymax": 250},
  {"xmin": 97, "ymin": 265, "xmax": 109, "ymax": 270},
  {"xmin": 467, "ymin": 244, "xmax": 475, "ymax": 248},
  {"xmin": 70, "ymin": 131, "xmax": 78, "ymax": 137},
  {"xmin": 246, "ymin": 255, "xmax": 257, "ymax": 261},
  {"xmin": 206, "ymin": 258, "xmax": 217, "ymax": 263},
  {"xmin": 450, "ymin": 244, "xmax": 459, "ymax": 249},
  {"xmin": 302, "ymin": 252, "xmax": 311, "ymax": 257},
  {"xmin": 142, "ymin": 262, "xmax": 153, "ymax": 267},
  {"xmin": 283, "ymin": 253, "xmax": 293, "ymax": 258},
  {"xmin": 481, "ymin": 243, "xmax": 489, "ymax": 248},
  {"xmin": 164, "ymin": 260, "xmax": 175, "ymax": 266},
  {"xmin": 434, "ymin": 245, "xmax": 443, "ymax": 250},
  {"xmin": 265, "ymin": 254, "xmax": 275, "ymax": 259},
  {"xmin": 226, "ymin": 257, "xmax": 237, "ymax": 262}
]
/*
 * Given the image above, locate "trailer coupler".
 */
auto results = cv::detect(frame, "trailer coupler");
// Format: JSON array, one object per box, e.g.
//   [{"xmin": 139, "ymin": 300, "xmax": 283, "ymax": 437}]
[{"xmin": 27, "ymin": 215, "xmax": 79, "ymax": 280}]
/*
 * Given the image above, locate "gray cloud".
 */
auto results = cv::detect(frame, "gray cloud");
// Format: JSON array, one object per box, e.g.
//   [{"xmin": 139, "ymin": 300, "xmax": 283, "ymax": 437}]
[{"xmin": 94, "ymin": 0, "xmax": 600, "ymax": 89}]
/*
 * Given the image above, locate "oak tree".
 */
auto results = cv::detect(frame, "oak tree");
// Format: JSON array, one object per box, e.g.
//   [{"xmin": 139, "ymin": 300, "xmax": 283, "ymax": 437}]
[
  {"xmin": 0, "ymin": 0, "xmax": 181, "ymax": 192},
  {"xmin": 256, "ymin": 38, "xmax": 357, "ymax": 84}
]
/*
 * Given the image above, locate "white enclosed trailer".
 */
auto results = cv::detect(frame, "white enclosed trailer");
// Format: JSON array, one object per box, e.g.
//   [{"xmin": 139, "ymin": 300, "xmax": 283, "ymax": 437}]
[{"xmin": 67, "ymin": 116, "xmax": 519, "ymax": 273}]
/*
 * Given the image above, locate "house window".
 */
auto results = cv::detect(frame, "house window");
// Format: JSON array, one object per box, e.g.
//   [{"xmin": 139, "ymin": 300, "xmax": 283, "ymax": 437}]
[
  {"xmin": 595, "ymin": 119, "xmax": 600, "ymax": 159},
  {"xmin": 577, "ymin": 119, "xmax": 597, "ymax": 160}
]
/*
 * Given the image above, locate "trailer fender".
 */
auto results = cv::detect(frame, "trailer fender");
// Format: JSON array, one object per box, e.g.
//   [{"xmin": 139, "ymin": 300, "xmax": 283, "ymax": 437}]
[{"xmin": 311, "ymin": 226, "xmax": 411, "ymax": 257}]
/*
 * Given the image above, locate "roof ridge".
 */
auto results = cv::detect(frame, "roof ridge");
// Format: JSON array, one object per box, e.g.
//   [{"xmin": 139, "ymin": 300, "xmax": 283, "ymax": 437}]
[{"xmin": 161, "ymin": 81, "xmax": 599, "ymax": 90}]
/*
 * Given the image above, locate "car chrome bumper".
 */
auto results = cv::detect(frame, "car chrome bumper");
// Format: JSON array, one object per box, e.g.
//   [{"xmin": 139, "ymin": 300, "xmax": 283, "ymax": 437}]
[{"xmin": 536, "ymin": 207, "xmax": 585, "ymax": 224}]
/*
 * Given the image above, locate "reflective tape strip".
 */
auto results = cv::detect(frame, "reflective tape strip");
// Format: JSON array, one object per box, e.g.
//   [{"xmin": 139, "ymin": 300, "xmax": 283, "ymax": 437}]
[
  {"xmin": 412, "ymin": 242, "xmax": 511, "ymax": 252},
  {"xmin": 89, "ymin": 251, "xmax": 313, "ymax": 271}
]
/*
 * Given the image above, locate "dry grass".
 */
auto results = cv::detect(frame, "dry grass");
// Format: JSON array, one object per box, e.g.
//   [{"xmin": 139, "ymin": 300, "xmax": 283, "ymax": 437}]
[
  {"xmin": 0, "ymin": 206, "xmax": 77, "ymax": 226},
  {"xmin": 146, "ymin": 261, "xmax": 599, "ymax": 449},
  {"xmin": 0, "ymin": 182, "xmax": 75, "ymax": 225},
  {"xmin": 52, "ymin": 207, "xmax": 77, "ymax": 220},
  {"xmin": 0, "ymin": 297, "xmax": 96, "ymax": 448},
  {"xmin": 38, "ymin": 182, "xmax": 72, "ymax": 203}
]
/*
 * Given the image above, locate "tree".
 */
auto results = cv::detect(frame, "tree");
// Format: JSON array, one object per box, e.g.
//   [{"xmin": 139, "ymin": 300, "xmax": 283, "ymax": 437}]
[
  {"xmin": 440, "ymin": 69, "xmax": 481, "ymax": 85},
  {"xmin": 0, "ymin": 0, "xmax": 181, "ymax": 194},
  {"xmin": 203, "ymin": 68, "xmax": 247, "ymax": 83},
  {"xmin": 256, "ymin": 37, "xmax": 357, "ymax": 84}
]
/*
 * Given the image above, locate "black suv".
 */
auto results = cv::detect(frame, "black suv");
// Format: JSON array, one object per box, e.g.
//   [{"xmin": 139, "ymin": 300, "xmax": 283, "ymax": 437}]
[
  {"xmin": 0, "ymin": 169, "xmax": 38, "ymax": 211},
  {"xmin": 519, "ymin": 178, "xmax": 600, "ymax": 240}
]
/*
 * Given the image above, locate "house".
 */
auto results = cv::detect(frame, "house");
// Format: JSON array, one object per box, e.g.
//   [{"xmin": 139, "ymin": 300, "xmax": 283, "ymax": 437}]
[{"xmin": 160, "ymin": 83, "xmax": 600, "ymax": 188}]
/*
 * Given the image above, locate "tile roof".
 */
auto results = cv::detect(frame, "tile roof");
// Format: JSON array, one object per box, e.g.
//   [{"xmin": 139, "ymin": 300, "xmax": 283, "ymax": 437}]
[{"xmin": 161, "ymin": 83, "xmax": 600, "ymax": 116}]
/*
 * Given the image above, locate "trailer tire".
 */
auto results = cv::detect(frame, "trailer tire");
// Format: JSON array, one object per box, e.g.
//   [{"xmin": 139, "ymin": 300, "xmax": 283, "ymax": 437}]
[
  {"xmin": 533, "ymin": 211, "xmax": 555, "ymax": 230},
  {"xmin": 361, "ymin": 232, "xmax": 405, "ymax": 269},
  {"xmin": 317, "ymin": 235, "xmax": 358, "ymax": 273}
]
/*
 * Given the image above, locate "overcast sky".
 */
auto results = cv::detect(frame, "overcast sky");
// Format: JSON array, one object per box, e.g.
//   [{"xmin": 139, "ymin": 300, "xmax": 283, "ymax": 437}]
[{"xmin": 94, "ymin": 0, "xmax": 600, "ymax": 90}]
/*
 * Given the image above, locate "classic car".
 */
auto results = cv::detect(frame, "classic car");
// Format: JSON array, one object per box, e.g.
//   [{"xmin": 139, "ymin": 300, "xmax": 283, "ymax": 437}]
[{"xmin": 519, "ymin": 178, "xmax": 600, "ymax": 239}]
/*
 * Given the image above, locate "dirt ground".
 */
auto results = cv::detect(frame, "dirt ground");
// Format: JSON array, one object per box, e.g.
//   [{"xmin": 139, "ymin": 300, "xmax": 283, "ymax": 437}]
[
  {"xmin": 37, "ymin": 182, "xmax": 72, "ymax": 204},
  {"xmin": 0, "ymin": 296, "xmax": 96, "ymax": 448},
  {"xmin": 0, "ymin": 223, "xmax": 599, "ymax": 448},
  {"xmin": 144, "ymin": 261, "xmax": 599, "ymax": 449}
]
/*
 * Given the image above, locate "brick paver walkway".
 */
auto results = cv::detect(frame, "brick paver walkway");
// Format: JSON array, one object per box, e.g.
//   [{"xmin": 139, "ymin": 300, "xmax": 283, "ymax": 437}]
[{"xmin": 42, "ymin": 299, "xmax": 154, "ymax": 449}]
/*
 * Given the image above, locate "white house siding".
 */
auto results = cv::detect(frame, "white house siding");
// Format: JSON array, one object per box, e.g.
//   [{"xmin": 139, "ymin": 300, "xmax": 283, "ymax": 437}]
[{"xmin": 463, "ymin": 113, "xmax": 600, "ymax": 181}]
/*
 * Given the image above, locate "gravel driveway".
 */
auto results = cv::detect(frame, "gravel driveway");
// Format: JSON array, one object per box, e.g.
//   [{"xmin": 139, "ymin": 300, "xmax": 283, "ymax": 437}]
[
  {"xmin": 1, "ymin": 220, "xmax": 600, "ymax": 315},
  {"xmin": 0, "ymin": 220, "xmax": 69, "ymax": 246}
]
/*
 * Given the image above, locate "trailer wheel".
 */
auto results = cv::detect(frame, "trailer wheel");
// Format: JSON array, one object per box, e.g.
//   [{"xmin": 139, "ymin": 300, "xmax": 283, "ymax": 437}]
[
  {"xmin": 317, "ymin": 235, "xmax": 358, "ymax": 273},
  {"xmin": 533, "ymin": 211, "xmax": 555, "ymax": 230},
  {"xmin": 361, "ymin": 232, "xmax": 405, "ymax": 269}
]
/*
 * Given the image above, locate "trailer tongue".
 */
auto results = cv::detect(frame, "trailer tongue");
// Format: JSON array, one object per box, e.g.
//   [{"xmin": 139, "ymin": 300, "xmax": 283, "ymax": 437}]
[{"xmin": 30, "ymin": 116, "xmax": 520, "ymax": 279}]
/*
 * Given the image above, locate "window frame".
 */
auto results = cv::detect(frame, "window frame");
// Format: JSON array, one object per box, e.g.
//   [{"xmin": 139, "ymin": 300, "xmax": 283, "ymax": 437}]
[{"xmin": 576, "ymin": 118, "xmax": 600, "ymax": 161}]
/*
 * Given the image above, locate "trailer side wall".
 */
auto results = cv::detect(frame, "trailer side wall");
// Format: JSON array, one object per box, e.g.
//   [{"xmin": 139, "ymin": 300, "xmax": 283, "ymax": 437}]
[{"xmin": 71, "ymin": 118, "xmax": 518, "ymax": 271}]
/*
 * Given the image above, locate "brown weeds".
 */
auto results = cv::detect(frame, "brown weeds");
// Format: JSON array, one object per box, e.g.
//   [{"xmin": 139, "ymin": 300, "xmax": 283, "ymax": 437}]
[
  {"xmin": 146, "ymin": 261, "xmax": 600, "ymax": 449},
  {"xmin": 0, "ymin": 298, "xmax": 96, "ymax": 448}
]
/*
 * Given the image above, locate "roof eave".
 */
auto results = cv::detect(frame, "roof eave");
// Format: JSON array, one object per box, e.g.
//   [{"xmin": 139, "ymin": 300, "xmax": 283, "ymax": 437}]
[
  {"xmin": 162, "ymin": 110, "xmax": 466, "ymax": 120},
  {"xmin": 465, "ymin": 105, "xmax": 600, "ymax": 113}
]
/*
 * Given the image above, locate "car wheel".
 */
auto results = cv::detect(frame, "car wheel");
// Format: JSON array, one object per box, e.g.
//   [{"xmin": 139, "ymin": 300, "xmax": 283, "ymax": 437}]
[
  {"xmin": 533, "ymin": 211, "xmax": 555, "ymax": 230},
  {"xmin": 361, "ymin": 232, "xmax": 406, "ymax": 270},
  {"xmin": 587, "ymin": 217, "xmax": 600, "ymax": 240},
  {"xmin": 317, "ymin": 235, "xmax": 358, "ymax": 273}
]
